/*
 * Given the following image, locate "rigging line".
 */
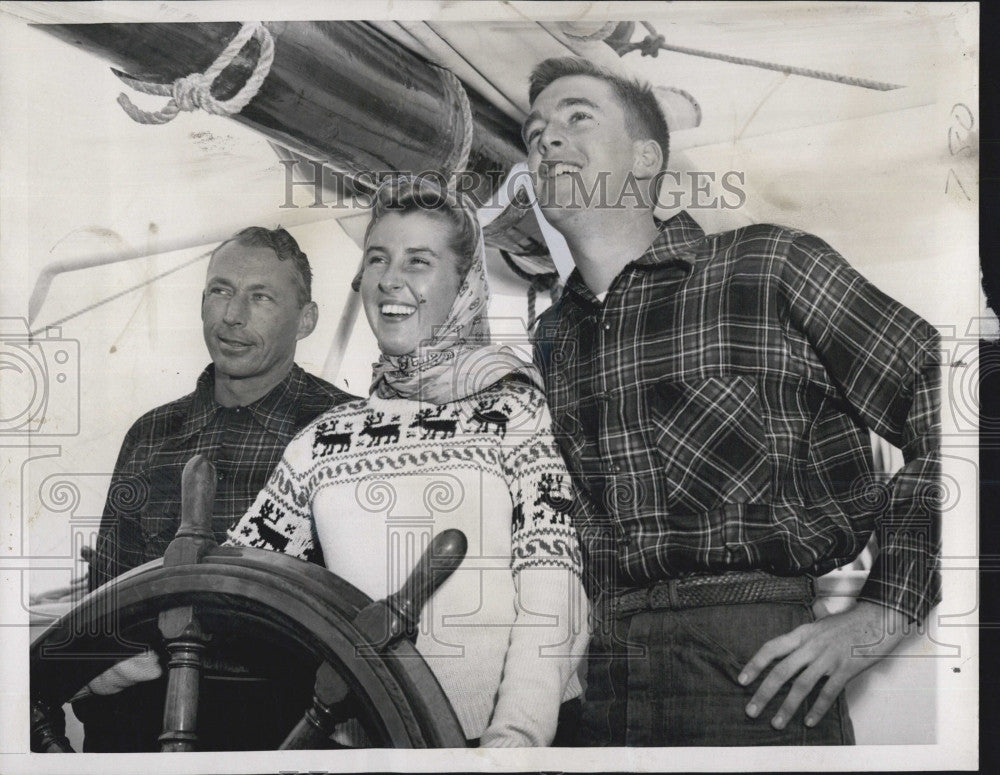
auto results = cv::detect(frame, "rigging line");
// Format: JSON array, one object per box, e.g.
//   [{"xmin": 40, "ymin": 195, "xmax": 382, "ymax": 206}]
[
  {"xmin": 654, "ymin": 41, "xmax": 903, "ymax": 91},
  {"xmin": 634, "ymin": 21, "xmax": 902, "ymax": 92},
  {"xmin": 31, "ymin": 250, "xmax": 212, "ymax": 337}
]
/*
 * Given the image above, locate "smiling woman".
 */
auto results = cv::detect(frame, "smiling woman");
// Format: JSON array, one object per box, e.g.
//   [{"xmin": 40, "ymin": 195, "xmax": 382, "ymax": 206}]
[
  {"xmin": 358, "ymin": 179, "xmax": 478, "ymax": 360},
  {"xmin": 360, "ymin": 211, "xmax": 464, "ymax": 357},
  {"xmin": 225, "ymin": 176, "xmax": 590, "ymax": 747}
]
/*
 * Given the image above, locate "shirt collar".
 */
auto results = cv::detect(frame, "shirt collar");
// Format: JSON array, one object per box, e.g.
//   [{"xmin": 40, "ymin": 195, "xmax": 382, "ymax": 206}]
[
  {"xmin": 563, "ymin": 211, "xmax": 703, "ymax": 306},
  {"xmin": 180, "ymin": 365, "xmax": 221, "ymax": 437},
  {"xmin": 634, "ymin": 210, "xmax": 704, "ymax": 268},
  {"xmin": 180, "ymin": 363, "xmax": 307, "ymax": 440}
]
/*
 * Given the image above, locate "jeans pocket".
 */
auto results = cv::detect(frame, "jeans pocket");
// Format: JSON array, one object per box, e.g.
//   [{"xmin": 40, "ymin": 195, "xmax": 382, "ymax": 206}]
[
  {"xmin": 675, "ymin": 603, "xmax": 814, "ymax": 682},
  {"xmin": 674, "ymin": 610, "xmax": 747, "ymax": 682}
]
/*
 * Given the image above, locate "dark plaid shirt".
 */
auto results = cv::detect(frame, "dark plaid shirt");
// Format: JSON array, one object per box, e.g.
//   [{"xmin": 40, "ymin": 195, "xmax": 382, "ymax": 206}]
[
  {"xmin": 89, "ymin": 363, "xmax": 353, "ymax": 590},
  {"xmin": 534, "ymin": 212, "xmax": 941, "ymax": 622}
]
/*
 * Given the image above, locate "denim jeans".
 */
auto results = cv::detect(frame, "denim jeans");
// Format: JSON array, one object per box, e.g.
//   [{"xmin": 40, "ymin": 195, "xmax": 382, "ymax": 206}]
[{"xmin": 578, "ymin": 600, "xmax": 856, "ymax": 746}]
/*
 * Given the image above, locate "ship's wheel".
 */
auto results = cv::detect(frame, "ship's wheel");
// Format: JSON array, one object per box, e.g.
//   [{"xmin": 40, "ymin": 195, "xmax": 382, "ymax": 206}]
[{"xmin": 30, "ymin": 456, "xmax": 468, "ymax": 751}]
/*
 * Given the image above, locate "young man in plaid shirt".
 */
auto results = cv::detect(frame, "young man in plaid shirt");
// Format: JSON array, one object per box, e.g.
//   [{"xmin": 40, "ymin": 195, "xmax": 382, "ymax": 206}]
[
  {"xmin": 525, "ymin": 57, "xmax": 940, "ymax": 746},
  {"xmin": 77, "ymin": 226, "xmax": 353, "ymax": 750}
]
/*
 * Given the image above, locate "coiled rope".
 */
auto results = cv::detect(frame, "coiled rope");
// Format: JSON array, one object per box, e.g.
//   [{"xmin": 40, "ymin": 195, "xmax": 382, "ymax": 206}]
[{"xmin": 115, "ymin": 22, "xmax": 275, "ymax": 125}]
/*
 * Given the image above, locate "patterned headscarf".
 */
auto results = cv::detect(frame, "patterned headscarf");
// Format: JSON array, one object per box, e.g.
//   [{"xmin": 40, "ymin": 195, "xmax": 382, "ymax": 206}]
[{"xmin": 358, "ymin": 176, "xmax": 543, "ymax": 404}]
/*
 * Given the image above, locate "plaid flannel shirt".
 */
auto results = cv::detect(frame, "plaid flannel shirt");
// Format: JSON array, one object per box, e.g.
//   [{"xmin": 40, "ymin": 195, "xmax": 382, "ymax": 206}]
[
  {"xmin": 89, "ymin": 363, "xmax": 352, "ymax": 590},
  {"xmin": 534, "ymin": 212, "xmax": 941, "ymax": 623}
]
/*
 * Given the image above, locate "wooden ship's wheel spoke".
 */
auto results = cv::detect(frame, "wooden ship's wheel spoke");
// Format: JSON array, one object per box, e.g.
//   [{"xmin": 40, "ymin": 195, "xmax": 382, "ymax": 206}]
[{"xmin": 30, "ymin": 455, "xmax": 468, "ymax": 752}]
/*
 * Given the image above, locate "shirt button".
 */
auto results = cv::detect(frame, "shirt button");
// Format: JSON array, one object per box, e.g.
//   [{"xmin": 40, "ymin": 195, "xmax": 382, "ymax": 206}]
[
  {"xmin": 608, "ymin": 462, "xmax": 621, "ymax": 474},
  {"xmin": 602, "ymin": 322, "xmax": 612, "ymax": 332},
  {"xmin": 217, "ymin": 470, "xmax": 226, "ymax": 481}
]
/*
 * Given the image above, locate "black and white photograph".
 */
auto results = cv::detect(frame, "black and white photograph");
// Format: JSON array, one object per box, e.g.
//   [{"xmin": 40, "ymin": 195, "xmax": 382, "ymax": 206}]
[{"xmin": 0, "ymin": 2, "xmax": 983, "ymax": 772}]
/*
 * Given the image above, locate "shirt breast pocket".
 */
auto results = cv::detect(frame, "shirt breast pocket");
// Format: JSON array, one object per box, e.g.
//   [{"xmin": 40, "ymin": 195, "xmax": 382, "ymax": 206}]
[{"xmin": 646, "ymin": 375, "xmax": 772, "ymax": 514}]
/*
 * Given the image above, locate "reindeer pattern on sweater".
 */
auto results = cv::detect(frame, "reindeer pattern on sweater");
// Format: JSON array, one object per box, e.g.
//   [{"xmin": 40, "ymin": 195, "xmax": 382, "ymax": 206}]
[
  {"xmin": 229, "ymin": 378, "xmax": 582, "ymax": 578},
  {"xmin": 226, "ymin": 378, "xmax": 588, "ymax": 746}
]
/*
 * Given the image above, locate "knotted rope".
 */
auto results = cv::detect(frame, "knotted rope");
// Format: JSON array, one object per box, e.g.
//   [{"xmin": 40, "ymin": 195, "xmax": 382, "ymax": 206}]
[{"xmin": 115, "ymin": 22, "xmax": 275, "ymax": 125}]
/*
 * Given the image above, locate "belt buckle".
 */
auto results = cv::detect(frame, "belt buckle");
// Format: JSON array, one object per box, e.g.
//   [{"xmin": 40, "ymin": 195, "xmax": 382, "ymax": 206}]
[{"xmin": 641, "ymin": 579, "xmax": 681, "ymax": 612}]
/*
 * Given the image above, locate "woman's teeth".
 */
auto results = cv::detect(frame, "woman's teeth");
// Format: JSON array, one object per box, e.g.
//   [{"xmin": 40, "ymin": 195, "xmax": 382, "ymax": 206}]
[{"xmin": 381, "ymin": 303, "xmax": 417, "ymax": 318}]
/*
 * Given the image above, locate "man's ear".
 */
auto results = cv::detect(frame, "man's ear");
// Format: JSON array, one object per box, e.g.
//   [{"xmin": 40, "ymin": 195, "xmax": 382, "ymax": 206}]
[
  {"xmin": 297, "ymin": 301, "xmax": 318, "ymax": 340},
  {"xmin": 631, "ymin": 138, "xmax": 664, "ymax": 180}
]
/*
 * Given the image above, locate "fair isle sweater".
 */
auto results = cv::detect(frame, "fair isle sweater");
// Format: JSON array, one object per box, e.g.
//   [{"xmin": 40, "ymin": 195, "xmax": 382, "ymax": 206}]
[{"xmin": 226, "ymin": 378, "xmax": 589, "ymax": 747}]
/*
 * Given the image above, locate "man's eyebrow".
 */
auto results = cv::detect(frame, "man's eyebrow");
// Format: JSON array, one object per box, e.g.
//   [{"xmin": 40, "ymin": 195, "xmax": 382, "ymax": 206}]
[
  {"xmin": 205, "ymin": 278, "xmax": 279, "ymax": 294},
  {"xmin": 557, "ymin": 97, "xmax": 601, "ymax": 111},
  {"xmin": 521, "ymin": 97, "xmax": 602, "ymax": 141},
  {"xmin": 244, "ymin": 282, "xmax": 279, "ymax": 293}
]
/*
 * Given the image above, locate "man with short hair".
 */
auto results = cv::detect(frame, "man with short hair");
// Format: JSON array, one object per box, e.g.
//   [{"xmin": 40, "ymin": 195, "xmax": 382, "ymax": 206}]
[
  {"xmin": 89, "ymin": 226, "xmax": 351, "ymax": 588},
  {"xmin": 79, "ymin": 226, "xmax": 353, "ymax": 750},
  {"xmin": 526, "ymin": 57, "xmax": 940, "ymax": 746}
]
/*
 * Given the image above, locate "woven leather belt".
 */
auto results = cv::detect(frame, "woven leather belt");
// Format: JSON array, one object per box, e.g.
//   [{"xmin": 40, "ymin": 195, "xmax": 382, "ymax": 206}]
[{"xmin": 610, "ymin": 571, "xmax": 814, "ymax": 619}]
